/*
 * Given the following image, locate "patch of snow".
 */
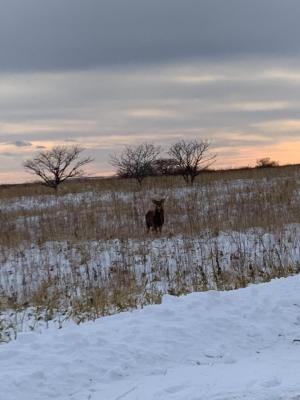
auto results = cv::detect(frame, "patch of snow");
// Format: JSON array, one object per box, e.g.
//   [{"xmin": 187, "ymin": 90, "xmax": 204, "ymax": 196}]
[{"xmin": 1, "ymin": 225, "xmax": 300, "ymax": 304}]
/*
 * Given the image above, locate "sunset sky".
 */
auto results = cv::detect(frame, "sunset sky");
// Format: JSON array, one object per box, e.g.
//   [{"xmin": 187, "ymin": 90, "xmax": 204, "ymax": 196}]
[{"xmin": 1, "ymin": 0, "xmax": 300, "ymax": 183}]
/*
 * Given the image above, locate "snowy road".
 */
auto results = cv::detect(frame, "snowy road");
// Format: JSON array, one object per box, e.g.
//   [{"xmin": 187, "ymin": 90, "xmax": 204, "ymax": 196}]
[{"xmin": 1, "ymin": 275, "xmax": 300, "ymax": 399}]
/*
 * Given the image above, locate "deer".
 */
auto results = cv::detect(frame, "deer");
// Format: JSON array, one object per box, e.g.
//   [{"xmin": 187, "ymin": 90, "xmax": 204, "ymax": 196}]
[{"xmin": 145, "ymin": 198, "xmax": 165, "ymax": 233}]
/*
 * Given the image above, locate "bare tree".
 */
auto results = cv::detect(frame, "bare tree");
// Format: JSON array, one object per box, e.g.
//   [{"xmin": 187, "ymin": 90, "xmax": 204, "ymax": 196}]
[
  {"xmin": 150, "ymin": 158, "xmax": 180, "ymax": 176},
  {"xmin": 256, "ymin": 157, "xmax": 279, "ymax": 168},
  {"xmin": 24, "ymin": 145, "xmax": 93, "ymax": 190},
  {"xmin": 109, "ymin": 143, "xmax": 161, "ymax": 185},
  {"xmin": 168, "ymin": 139, "xmax": 216, "ymax": 185}
]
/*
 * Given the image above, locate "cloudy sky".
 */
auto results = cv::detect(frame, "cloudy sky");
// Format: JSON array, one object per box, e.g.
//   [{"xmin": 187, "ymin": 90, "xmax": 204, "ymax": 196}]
[{"xmin": 1, "ymin": 0, "xmax": 300, "ymax": 182}]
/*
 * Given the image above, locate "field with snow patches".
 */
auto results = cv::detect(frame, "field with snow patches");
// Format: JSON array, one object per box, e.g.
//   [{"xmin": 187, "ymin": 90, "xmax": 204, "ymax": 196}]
[
  {"xmin": 1, "ymin": 168, "xmax": 300, "ymax": 399},
  {"xmin": 0, "ymin": 167, "xmax": 300, "ymax": 344}
]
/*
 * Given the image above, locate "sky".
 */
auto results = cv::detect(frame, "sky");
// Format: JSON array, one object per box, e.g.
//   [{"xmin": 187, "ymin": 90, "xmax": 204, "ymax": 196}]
[{"xmin": 1, "ymin": 0, "xmax": 300, "ymax": 183}]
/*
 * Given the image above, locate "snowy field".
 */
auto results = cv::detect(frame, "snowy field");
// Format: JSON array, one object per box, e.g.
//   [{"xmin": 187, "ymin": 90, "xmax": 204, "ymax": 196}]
[
  {"xmin": 1, "ymin": 170, "xmax": 300, "ymax": 398},
  {"xmin": 1, "ymin": 224, "xmax": 300, "ymax": 340},
  {"xmin": 1, "ymin": 274, "xmax": 300, "ymax": 400},
  {"xmin": 1, "ymin": 170, "xmax": 300, "ymax": 339},
  {"xmin": 2, "ymin": 225, "xmax": 300, "ymax": 295}
]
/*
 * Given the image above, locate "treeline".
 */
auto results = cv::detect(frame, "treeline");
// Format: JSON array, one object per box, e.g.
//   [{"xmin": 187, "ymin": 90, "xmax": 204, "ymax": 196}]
[
  {"xmin": 109, "ymin": 139, "xmax": 216, "ymax": 185},
  {"xmin": 21, "ymin": 139, "xmax": 280, "ymax": 190}
]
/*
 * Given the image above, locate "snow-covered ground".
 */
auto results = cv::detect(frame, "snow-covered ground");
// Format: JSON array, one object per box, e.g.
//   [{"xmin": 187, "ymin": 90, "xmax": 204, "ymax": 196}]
[
  {"xmin": 1, "ymin": 225, "xmax": 300, "ymax": 322},
  {"xmin": 1, "ymin": 275, "xmax": 300, "ymax": 400},
  {"xmin": 1, "ymin": 175, "xmax": 291, "ymax": 213}
]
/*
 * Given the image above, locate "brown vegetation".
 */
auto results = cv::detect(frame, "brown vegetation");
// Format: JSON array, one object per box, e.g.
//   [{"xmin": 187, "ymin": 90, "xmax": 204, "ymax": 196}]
[{"xmin": 0, "ymin": 164, "xmax": 300, "ymax": 341}]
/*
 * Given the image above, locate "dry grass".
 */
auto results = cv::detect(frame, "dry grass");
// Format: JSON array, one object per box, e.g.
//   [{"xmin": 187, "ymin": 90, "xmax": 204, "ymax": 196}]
[
  {"xmin": 0, "ymin": 165, "xmax": 300, "ymax": 341},
  {"xmin": 1, "ymin": 165, "xmax": 300, "ymax": 246}
]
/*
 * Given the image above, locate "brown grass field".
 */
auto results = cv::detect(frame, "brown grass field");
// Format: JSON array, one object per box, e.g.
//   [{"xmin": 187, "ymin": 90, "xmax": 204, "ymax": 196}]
[{"xmin": 0, "ymin": 165, "xmax": 300, "ymax": 341}]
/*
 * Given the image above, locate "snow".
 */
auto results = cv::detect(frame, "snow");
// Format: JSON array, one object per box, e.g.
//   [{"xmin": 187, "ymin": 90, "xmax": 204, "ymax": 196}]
[
  {"xmin": 0, "ymin": 175, "xmax": 287, "ymax": 213},
  {"xmin": 2, "ymin": 225, "xmax": 300, "ymax": 302},
  {"xmin": 0, "ymin": 190, "xmax": 133, "ymax": 213},
  {"xmin": 3, "ymin": 231, "xmax": 300, "ymax": 326},
  {"xmin": 1, "ymin": 275, "xmax": 300, "ymax": 399}
]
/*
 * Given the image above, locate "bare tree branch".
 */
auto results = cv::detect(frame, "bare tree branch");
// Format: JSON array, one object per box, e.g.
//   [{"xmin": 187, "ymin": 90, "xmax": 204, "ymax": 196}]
[
  {"xmin": 109, "ymin": 143, "xmax": 161, "ymax": 185},
  {"xmin": 23, "ymin": 145, "xmax": 93, "ymax": 190},
  {"xmin": 168, "ymin": 139, "xmax": 216, "ymax": 185}
]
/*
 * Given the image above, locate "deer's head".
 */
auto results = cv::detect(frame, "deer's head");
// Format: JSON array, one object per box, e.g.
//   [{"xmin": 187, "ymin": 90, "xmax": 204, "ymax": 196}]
[{"xmin": 152, "ymin": 198, "xmax": 165, "ymax": 212}]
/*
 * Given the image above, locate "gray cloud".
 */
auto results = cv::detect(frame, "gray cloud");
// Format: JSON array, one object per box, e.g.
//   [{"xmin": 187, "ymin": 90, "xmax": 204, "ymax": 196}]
[
  {"xmin": 1, "ymin": 59, "xmax": 300, "ymax": 144},
  {"xmin": 10, "ymin": 140, "xmax": 33, "ymax": 147},
  {"xmin": 0, "ymin": 0, "xmax": 300, "ymax": 72},
  {"xmin": 0, "ymin": 56, "xmax": 299, "ymax": 181},
  {"xmin": 1, "ymin": 151, "xmax": 17, "ymax": 157}
]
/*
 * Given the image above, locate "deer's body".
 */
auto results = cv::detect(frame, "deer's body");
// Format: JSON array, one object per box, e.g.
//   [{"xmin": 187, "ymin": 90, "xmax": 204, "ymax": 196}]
[{"xmin": 145, "ymin": 199, "xmax": 165, "ymax": 233}]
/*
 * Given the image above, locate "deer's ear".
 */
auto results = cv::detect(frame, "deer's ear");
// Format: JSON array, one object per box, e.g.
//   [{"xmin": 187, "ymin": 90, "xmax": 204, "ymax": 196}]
[
  {"xmin": 152, "ymin": 199, "xmax": 158, "ymax": 204},
  {"xmin": 161, "ymin": 198, "xmax": 166, "ymax": 203}
]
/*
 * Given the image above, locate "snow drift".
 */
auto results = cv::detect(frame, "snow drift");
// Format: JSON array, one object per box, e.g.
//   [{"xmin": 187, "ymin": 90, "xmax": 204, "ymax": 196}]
[{"xmin": 1, "ymin": 275, "xmax": 300, "ymax": 399}]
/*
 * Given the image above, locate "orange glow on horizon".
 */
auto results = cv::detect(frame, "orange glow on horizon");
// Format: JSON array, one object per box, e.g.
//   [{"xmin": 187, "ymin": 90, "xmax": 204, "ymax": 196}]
[
  {"xmin": 1, "ymin": 138, "xmax": 300, "ymax": 185},
  {"xmin": 215, "ymin": 139, "xmax": 300, "ymax": 169}
]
